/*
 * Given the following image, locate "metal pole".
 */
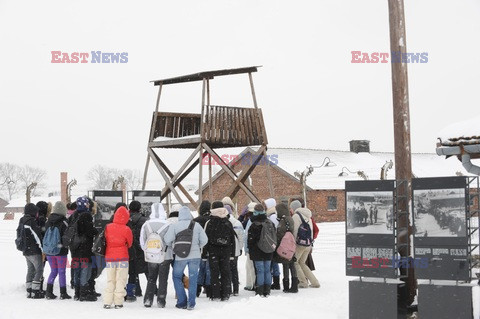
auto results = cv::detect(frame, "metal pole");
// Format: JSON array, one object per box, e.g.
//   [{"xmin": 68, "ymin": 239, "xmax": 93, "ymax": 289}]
[{"xmin": 388, "ymin": 0, "xmax": 416, "ymax": 306}]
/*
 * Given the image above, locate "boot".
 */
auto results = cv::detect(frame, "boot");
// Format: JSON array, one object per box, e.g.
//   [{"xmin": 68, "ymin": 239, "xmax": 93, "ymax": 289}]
[
  {"xmin": 90, "ymin": 281, "xmax": 101, "ymax": 297},
  {"xmin": 26, "ymin": 286, "xmax": 32, "ymax": 299},
  {"xmin": 282, "ymin": 279, "xmax": 290, "ymax": 292},
  {"xmin": 79, "ymin": 286, "xmax": 97, "ymax": 302},
  {"xmin": 286, "ymin": 277, "xmax": 298, "ymax": 293},
  {"xmin": 205, "ymin": 285, "xmax": 211, "ymax": 298},
  {"xmin": 60, "ymin": 286, "xmax": 72, "ymax": 300},
  {"xmin": 157, "ymin": 298, "xmax": 166, "ymax": 308},
  {"xmin": 144, "ymin": 296, "xmax": 153, "ymax": 308},
  {"xmin": 271, "ymin": 276, "xmax": 280, "ymax": 290},
  {"xmin": 233, "ymin": 283, "xmax": 239, "ymax": 296},
  {"xmin": 74, "ymin": 286, "xmax": 80, "ymax": 301},
  {"xmin": 255, "ymin": 285, "xmax": 264, "ymax": 296},
  {"xmin": 45, "ymin": 284, "xmax": 57, "ymax": 300},
  {"xmin": 32, "ymin": 289, "xmax": 45, "ymax": 299},
  {"xmin": 125, "ymin": 283, "xmax": 137, "ymax": 302},
  {"xmin": 263, "ymin": 284, "xmax": 271, "ymax": 297}
]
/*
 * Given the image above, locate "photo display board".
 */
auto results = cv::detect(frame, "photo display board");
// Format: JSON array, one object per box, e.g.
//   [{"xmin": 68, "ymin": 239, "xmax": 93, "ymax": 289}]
[
  {"xmin": 346, "ymin": 180, "xmax": 397, "ymax": 278},
  {"xmin": 92, "ymin": 190, "xmax": 124, "ymax": 229},
  {"xmin": 412, "ymin": 176, "xmax": 470, "ymax": 281},
  {"xmin": 132, "ymin": 190, "xmax": 161, "ymax": 217}
]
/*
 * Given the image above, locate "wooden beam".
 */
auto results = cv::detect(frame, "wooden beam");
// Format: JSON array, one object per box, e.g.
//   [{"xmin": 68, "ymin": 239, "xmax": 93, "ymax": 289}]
[
  {"xmin": 149, "ymin": 136, "xmax": 202, "ymax": 148},
  {"xmin": 227, "ymin": 146, "xmax": 265, "ymax": 199},
  {"xmin": 148, "ymin": 148, "xmax": 184, "ymax": 205},
  {"xmin": 248, "ymin": 72, "xmax": 258, "ymax": 109},
  {"xmin": 200, "ymin": 78, "xmax": 206, "ymax": 140},
  {"xmin": 208, "ymin": 152, "xmax": 213, "ymax": 201},
  {"xmin": 202, "ymin": 143, "xmax": 259, "ymax": 202},
  {"xmin": 199, "ymin": 143, "xmax": 203, "ymax": 204},
  {"xmin": 264, "ymin": 147, "xmax": 274, "ymax": 197}
]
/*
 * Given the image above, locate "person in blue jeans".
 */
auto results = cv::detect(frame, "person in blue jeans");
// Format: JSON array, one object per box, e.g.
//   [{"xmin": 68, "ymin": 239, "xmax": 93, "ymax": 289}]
[
  {"xmin": 247, "ymin": 204, "xmax": 274, "ymax": 297},
  {"xmin": 164, "ymin": 206, "xmax": 208, "ymax": 310}
]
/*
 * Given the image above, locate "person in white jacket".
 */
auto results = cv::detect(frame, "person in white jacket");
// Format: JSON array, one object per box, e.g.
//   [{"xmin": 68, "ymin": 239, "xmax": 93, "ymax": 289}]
[
  {"xmin": 225, "ymin": 204, "xmax": 244, "ymax": 296},
  {"xmin": 139, "ymin": 203, "xmax": 172, "ymax": 308}
]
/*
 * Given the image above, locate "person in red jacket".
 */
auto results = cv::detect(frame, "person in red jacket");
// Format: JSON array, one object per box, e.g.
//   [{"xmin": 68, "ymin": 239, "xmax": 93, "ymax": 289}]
[{"xmin": 103, "ymin": 206, "xmax": 133, "ymax": 309}]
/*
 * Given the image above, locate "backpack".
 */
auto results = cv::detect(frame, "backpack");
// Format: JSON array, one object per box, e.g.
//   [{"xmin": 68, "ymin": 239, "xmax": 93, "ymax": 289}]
[
  {"xmin": 296, "ymin": 213, "xmax": 312, "ymax": 247},
  {"xmin": 15, "ymin": 223, "xmax": 27, "ymax": 252},
  {"xmin": 205, "ymin": 218, "xmax": 233, "ymax": 247},
  {"xmin": 173, "ymin": 221, "xmax": 195, "ymax": 258},
  {"xmin": 144, "ymin": 222, "xmax": 169, "ymax": 263},
  {"xmin": 43, "ymin": 226, "xmax": 62, "ymax": 255},
  {"xmin": 257, "ymin": 220, "xmax": 277, "ymax": 253},
  {"xmin": 62, "ymin": 216, "xmax": 78, "ymax": 249},
  {"xmin": 92, "ymin": 228, "xmax": 106, "ymax": 256}
]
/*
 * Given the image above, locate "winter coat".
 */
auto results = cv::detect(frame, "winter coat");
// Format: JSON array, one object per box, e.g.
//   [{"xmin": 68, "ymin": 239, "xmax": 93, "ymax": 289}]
[
  {"xmin": 105, "ymin": 207, "xmax": 133, "ymax": 262},
  {"xmin": 274, "ymin": 203, "xmax": 295, "ymax": 263},
  {"xmin": 71, "ymin": 211, "xmax": 98, "ymax": 262},
  {"xmin": 292, "ymin": 207, "xmax": 314, "ymax": 245},
  {"xmin": 204, "ymin": 207, "xmax": 236, "ymax": 257},
  {"xmin": 128, "ymin": 212, "xmax": 148, "ymax": 273},
  {"xmin": 247, "ymin": 213, "xmax": 274, "ymax": 261},
  {"xmin": 45, "ymin": 213, "xmax": 69, "ymax": 256},
  {"xmin": 229, "ymin": 214, "xmax": 244, "ymax": 257},
  {"xmin": 164, "ymin": 206, "xmax": 208, "ymax": 261},
  {"xmin": 140, "ymin": 203, "xmax": 173, "ymax": 261},
  {"xmin": 18, "ymin": 209, "xmax": 43, "ymax": 256}
]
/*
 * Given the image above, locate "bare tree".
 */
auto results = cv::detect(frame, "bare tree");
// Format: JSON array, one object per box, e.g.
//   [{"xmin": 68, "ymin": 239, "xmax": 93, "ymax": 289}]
[
  {"xmin": 18, "ymin": 165, "xmax": 47, "ymax": 197},
  {"xmin": 86, "ymin": 165, "xmax": 116, "ymax": 190},
  {"xmin": 0, "ymin": 162, "xmax": 21, "ymax": 200},
  {"xmin": 121, "ymin": 169, "xmax": 143, "ymax": 190}
]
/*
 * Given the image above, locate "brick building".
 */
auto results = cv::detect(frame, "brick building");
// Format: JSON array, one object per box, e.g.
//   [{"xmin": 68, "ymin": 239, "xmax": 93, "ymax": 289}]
[{"xmin": 198, "ymin": 142, "xmax": 472, "ymax": 223}]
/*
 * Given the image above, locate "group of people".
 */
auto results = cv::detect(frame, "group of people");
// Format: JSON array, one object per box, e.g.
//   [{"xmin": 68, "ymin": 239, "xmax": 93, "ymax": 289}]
[{"xmin": 16, "ymin": 195, "xmax": 320, "ymax": 310}]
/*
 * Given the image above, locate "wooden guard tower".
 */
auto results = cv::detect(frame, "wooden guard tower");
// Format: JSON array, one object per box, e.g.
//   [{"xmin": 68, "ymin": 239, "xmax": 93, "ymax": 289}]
[{"xmin": 142, "ymin": 66, "xmax": 273, "ymax": 209}]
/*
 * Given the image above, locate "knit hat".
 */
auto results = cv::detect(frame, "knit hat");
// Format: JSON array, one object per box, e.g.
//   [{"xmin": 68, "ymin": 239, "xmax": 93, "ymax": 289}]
[
  {"xmin": 199, "ymin": 200, "xmax": 211, "ymax": 216},
  {"xmin": 52, "ymin": 201, "xmax": 68, "ymax": 217},
  {"xmin": 211, "ymin": 201, "xmax": 224, "ymax": 209},
  {"xmin": 290, "ymin": 200, "xmax": 302, "ymax": 213},
  {"xmin": 129, "ymin": 200, "xmax": 142, "ymax": 213},
  {"xmin": 253, "ymin": 203, "xmax": 265, "ymax": 216},
  {"xmin": 115, "ymin": 202, "xmax": 127, "ymax": 212},
  {"xmin": 24, "ymin": 203, "xmax": 39, "ymax": 216},
  {"xmin": 247, "ymin": 202, "xmax": 257, "ymax": 213},
  {"xmin": 36, "ymin": 201, "xmax": 49, "ymax": 217},
  {"xmin": 264, "ymin": 198, "xmax": 276, "ymax": 210},
  {"xmin": 76, "ymin": 196, "xmax": 90, "ymax": 212},
  {"xmin": 222, "ymin": 197, "xmax": 235, "ymax": 209}
]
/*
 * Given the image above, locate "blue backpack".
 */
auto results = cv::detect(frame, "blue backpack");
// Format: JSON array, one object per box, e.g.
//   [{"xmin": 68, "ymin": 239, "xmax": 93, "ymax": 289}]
[
  {"xmin": 296, "ymin": 213, "xmax": 312, "ymax": 247},
  {"xmin": 43, "ymin": 226, "xmax": 61, "ymax": 255}
]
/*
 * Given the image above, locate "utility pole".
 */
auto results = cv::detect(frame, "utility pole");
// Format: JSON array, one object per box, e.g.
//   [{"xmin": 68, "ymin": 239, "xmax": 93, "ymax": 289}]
[{"xmin": 388, "ymin": 0, "xmax": 416, "ymax": 306}]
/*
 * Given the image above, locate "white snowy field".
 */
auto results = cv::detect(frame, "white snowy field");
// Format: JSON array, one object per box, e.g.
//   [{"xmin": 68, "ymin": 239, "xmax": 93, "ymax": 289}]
[{"xmin": 0, "ymin": 215, "xmax": 348, "ymax": 319}]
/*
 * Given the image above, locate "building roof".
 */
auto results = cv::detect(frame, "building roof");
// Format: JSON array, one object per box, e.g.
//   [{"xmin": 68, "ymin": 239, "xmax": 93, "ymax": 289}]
[
  {"xmin": 151, "ymin": 66, "xmax": 260, "ymax": 86},
  {"xmin": 198, "ymin": 147, "xmax": 472, "ymax": 191},
  {"xmin": 438, "ymin": 115, "xmax": 480, "ymax": 146}
]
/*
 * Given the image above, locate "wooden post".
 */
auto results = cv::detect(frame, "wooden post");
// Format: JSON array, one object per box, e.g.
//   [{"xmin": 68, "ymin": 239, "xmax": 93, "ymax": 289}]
[
  {"xmin": 248, "ymin": 72, "xmax": 258, "ymax": 109},
  {"xmin": 388, "ymin": 0, "xmax": 416, "ymax": 306},
  {"xmin": 60, "ymin": 172, "xmax": 68, "ymax": 204},
  {"xmin": 199, "ymin": 144, "xmax": 203, "ymax": 205},
  {"xmin": 208, "ymin": 152, "xmax": 213, "ymax": 201},
  {"xmin": 143, "ymin": 84, "xmax": 163, "ymax": 190}
]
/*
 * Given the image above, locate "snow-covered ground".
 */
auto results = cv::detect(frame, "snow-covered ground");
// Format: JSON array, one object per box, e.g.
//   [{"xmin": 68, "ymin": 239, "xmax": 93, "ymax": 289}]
[{"xmin": 0, "ymin": 216, "xmax": 348, "ymax": 319}]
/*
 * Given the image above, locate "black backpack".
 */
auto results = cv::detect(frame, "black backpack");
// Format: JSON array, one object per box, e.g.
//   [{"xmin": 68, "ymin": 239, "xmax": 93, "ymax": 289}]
[
  {"xmin": 92, "ymin": 228, "xmax": 106, "ymax": 256},
  {"xmin": 15, "ymin": 223, "xmax": 27, "ymax": 252},
  {"xmin": 62, "ymin": 216, "xmax": 86, "ymax": 250},
  {"xmin": 173, "ymin": 221, "xmax": 195, "ymax": 258},
  {"xmin": 205, "ymin": 218, "xmax": 234, "ymax": 247}
]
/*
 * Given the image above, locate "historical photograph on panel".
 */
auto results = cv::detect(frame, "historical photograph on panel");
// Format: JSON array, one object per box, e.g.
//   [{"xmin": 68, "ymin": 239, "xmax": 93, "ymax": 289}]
[
  {"xmin": 133, "ymin": 195, "xmax": 161, "ymax": 217},
  {"xmin": 346, "ymin": 191, "xmax": 394, "ymax": 234},
  {"xmin": 413, "ymin": 188, "xmax": 466, "ymax": 237},
  {"xmin": 94, "ymin": 196, "xmax": 123, "ymax": 221}
]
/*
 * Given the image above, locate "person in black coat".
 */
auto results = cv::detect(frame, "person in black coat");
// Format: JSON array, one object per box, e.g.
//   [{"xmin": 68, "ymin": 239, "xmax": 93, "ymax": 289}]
[
  {"xmin": 247, "ymin": 204, "xmax": 274, "ymax": 297},
  {"xmin": 18, "ymin": 203, "xmax": 45, "ymax": 298},
  {"xmin": 70, "ymin": 196, "xmax": 98, "ymax": 302},
  {"xmin": 194, "ymin": 200, "xmax": 211, "ymax": 297},
  {"xmin": 204, "ymin": 201, "xmax": 236, "ymax": 301},
  {"xmin": 125, "ymin": 200, "xmax": 148, "ymax": 302},
  {"xmin": 44, "ymin": 201, "xmax": 71, "ymax": 300}
]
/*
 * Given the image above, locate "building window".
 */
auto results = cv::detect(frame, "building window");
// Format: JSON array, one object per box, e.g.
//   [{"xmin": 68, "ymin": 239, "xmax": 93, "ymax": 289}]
[{"xmin": 327, "ymin": 196, "xmax": 337, "ymax": 211}]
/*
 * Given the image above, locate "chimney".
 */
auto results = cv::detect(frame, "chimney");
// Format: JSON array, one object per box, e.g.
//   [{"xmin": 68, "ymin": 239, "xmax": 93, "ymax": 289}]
[
  {"xmin": 60, "ymin": 172, "xmax": 68, "ymax": 203},
  {"xmin": 349, "ymin": 140, "xmax": 370, "ymax": 153}
]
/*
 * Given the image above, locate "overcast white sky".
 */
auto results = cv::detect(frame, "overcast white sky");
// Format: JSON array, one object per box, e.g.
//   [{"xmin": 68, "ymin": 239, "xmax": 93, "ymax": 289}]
[{"xmin": 1, "ymin": 0, "xmax": 479, "ymax": 194}]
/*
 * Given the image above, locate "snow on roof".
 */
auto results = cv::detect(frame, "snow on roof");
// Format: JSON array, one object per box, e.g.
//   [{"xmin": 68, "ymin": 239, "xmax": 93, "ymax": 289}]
[
  {"xmin": 5, "ymin": 196, "xmax": 62, "ymax": 209},
  {"xmin": 438, "ymin": 116, "xmax": 480, "ymax": 146},
  {"xmin": 262, "ymin": 147, "xmax": 471, "ymax": 189}
]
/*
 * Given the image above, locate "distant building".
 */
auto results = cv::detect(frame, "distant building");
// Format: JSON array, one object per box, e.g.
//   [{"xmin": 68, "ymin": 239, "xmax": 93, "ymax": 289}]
[
  {"xmin": 198, "ymin": 142, "xmax": 470, "ymax": 222},
  {"xmin": 5, "ymin": 196, "xmax": 61, "ymax": 215}
]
